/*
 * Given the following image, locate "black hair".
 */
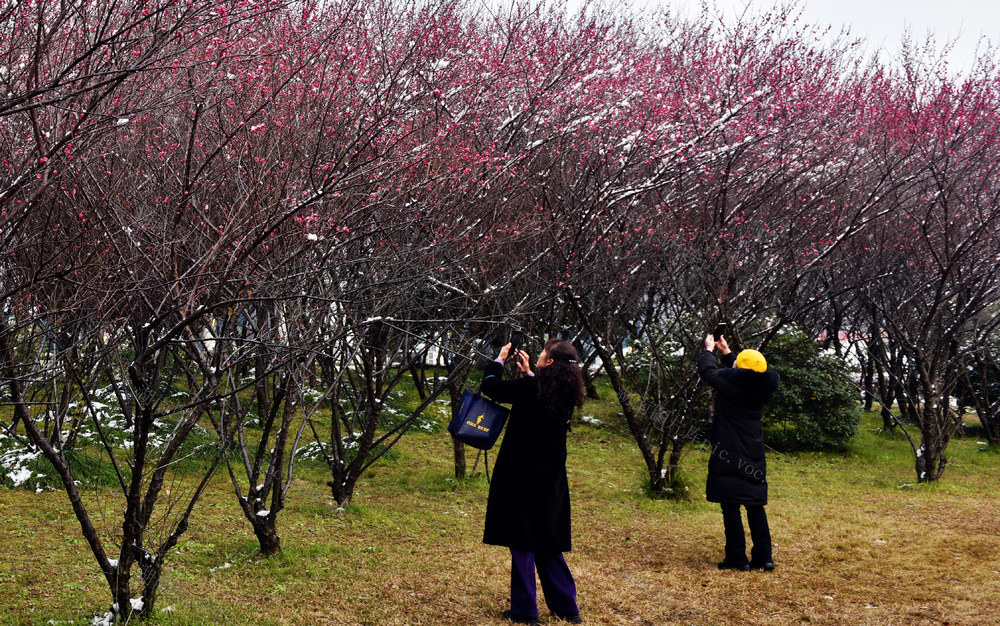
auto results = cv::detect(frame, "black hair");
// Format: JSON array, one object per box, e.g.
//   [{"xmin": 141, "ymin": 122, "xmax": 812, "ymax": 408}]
[{"xmin": 535, "ymin": 338, "xmax": 585, "ymax": 425}]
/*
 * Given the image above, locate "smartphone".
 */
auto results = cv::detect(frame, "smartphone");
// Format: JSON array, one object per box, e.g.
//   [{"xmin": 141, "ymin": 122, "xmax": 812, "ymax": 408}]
[
  {"xmin": 713, "ymin": 323, "xmax": 727, "ymax": 341},
  {"xmin": 509, "ymin": 329, "xmax": 523, "ymax": 351}
]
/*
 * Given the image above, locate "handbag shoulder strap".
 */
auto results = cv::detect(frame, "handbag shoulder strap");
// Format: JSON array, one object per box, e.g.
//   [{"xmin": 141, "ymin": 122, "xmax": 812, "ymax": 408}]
[{"xmin": 470, "ymin": 448, "xmax": 492, "ymax": 484}]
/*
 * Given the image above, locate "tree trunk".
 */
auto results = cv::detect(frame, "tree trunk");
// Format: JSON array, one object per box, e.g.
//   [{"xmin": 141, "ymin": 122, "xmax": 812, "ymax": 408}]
[
  {"xmin": 113, "ymin": 567, "xmax": 134, "ymax": 622},
  {"xmin": 985, "ymin": 411, "xmax": 1000, "ymax": 446},
  {"xmin": 135, "ymin": 556, "xmax": 164, "ymax": 620},
  {"xmin": 881, "ymin": 404, "xmax": 896, "ymax": 431},
  {"xmin": 254, "ymin": 519, "xmax": 282, "ymax": 556},
  {"xmin": 452, "ymin": 437, "xmax": 466, "ymax": 480},
  {"xmin": 447, "ymin": 371, "xmax": 466, "ymax": 479},
  {"xmin": 861, "ymin": 352, "xmax": 875, "ymax": 411},
  {"xmin": 915, "ymin": 374, "xmax": 952, "ymax": 482},
  {"xmin": 915, "ymin": 438, "xmax": 947, "ymax": 482},
  {"xmin": 666, "ymin": 440, "xmax": 683, "ymax": 488},
  {"xmin": 873, "ymin": 354, "xmax": 897, "ymax": 431},
  {"xmin": 651, "ymin": 422, "xmax": 690, "ymax": 499},
  {"xmin": 410, "ymin": 363, "xmax": 427, "ymax": 401},
  {"xmin": 328, "ymin": 478, "xmax": 353, "ymax": 510},
  {"xmin": 648, "ymin": 468, "xmax": 664, "ymax": 494},
  {"xmin": 580, "ymin": 350, "xmax": 600, "ymax": 400},
  {"xmin": 575, "ymin": 318, "xmax": 658, "ymax": 484},
  {"xmin": 583, "ymin": 372, "xmax": 599, "ymax": 400}
]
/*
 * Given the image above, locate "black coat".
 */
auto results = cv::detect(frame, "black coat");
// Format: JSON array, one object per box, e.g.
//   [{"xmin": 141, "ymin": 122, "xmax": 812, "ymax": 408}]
[
  {"xmin": 698, "ymin": 350, "xmax": 780, "ymax": 506},
  {"xmin": 479, "ymin": 360, "xmax": 572, "ymax": 553}
]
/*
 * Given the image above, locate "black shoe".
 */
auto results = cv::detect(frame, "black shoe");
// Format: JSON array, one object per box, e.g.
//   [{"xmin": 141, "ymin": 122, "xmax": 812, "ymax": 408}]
[
  {"xmin": 501, "ymin": 610, "xmax": 540, "ymax": 625},
  {"xmin": 555, "ymin": 613, "xmax": 583, "ymax": 624},
  {"xmin": 717, "ymin": 560, "xmax": 751, "ymax": 571},
  {"xmin": 749, "ymin": 561, "xmax": 775, "ymax": 571}
]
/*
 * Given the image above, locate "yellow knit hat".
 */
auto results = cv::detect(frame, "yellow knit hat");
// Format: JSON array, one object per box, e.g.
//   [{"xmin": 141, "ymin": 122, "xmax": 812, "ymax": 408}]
[{"xmin": 735, "ymin": 349, "xmax": 767, "ymax": 372}]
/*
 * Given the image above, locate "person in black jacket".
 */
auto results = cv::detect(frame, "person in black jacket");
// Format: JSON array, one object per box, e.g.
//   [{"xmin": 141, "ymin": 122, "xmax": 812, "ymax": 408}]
[
  {"xmin": 480, "ymin": 338, "xmax": 585, "ymax": 625},
  {"xmin": 698, "ymin": 333, "xmax": 780, "ymax": 572}
]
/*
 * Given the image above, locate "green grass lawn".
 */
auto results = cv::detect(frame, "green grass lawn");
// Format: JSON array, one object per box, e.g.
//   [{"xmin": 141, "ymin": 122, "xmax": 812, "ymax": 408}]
[{"xmin": 1, "ymin": 389, "xmax": 998, "ymax": 625}]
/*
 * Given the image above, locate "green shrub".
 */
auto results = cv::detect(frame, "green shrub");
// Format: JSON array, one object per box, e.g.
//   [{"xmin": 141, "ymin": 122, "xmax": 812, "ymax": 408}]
[{"xmin": 762, "ymin": 328, "xmax": 861, "ymax": 451}]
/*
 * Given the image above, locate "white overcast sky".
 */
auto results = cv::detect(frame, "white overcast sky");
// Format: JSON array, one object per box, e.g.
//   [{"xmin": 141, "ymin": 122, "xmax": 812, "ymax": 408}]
[
  {"xmin": 728, "ymin": 0, "xmax": 997, "ymax": 72},
  {"xmin": 584, "ymin": 0, "xmax": 1000, "ymax": 74}
]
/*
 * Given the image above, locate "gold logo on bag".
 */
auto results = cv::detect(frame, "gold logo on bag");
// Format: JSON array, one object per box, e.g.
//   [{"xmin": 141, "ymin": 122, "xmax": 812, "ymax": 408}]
[{"xmin": 466, "ymin": 413, "xmax": 490, "ymax": 432}]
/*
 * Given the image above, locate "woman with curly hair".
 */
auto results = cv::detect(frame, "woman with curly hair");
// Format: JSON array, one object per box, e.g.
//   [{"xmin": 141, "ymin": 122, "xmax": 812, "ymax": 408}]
[{"xmin": 480, "ymin": 338, "xmax": 586, "ymax": 625}]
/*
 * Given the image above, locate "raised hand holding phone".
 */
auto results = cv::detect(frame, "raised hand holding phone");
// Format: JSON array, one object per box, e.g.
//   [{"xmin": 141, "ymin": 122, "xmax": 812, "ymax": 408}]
[
  {"xmin": 713, "ymin": 322, "xmax": 727, "ymax": 341},
  {"xmin": 509, "ymin": 329, "xmax": 523, "ymax": 352}
]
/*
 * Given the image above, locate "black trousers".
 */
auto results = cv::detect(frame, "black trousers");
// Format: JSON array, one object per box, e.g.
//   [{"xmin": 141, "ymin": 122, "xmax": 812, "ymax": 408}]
[{"xmin": 720, "ymin": 503, "xmax": 772, "ymax": 565}]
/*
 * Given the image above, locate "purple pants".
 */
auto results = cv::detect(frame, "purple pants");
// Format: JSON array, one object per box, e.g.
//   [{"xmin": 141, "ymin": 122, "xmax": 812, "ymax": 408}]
[{"xmin": 509, "ymin": 549, "xmax": 578, "ymax": 618}]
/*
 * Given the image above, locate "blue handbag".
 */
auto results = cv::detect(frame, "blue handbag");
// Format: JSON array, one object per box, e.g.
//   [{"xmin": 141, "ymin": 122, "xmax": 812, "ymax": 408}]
[{"xmin": 447, "ymin": 388, "xmax": 510, "ymax": 450}]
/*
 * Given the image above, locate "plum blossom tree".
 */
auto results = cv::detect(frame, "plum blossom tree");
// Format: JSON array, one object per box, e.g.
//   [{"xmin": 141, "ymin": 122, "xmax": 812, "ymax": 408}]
[
  {"xmin": 4, "ymin": 5, "xmax": 1000, "ymax": 624},
  {"xmin": 848, "ymin": 51, "xmax": 1000, "ymax": 481},
  {"xmin": 546, "ymin": 3, "xmax": 897, "ymax": 493},
  {"xmin": 0, "ymin": 0, "xmax": 374, "ymax": 617}
]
